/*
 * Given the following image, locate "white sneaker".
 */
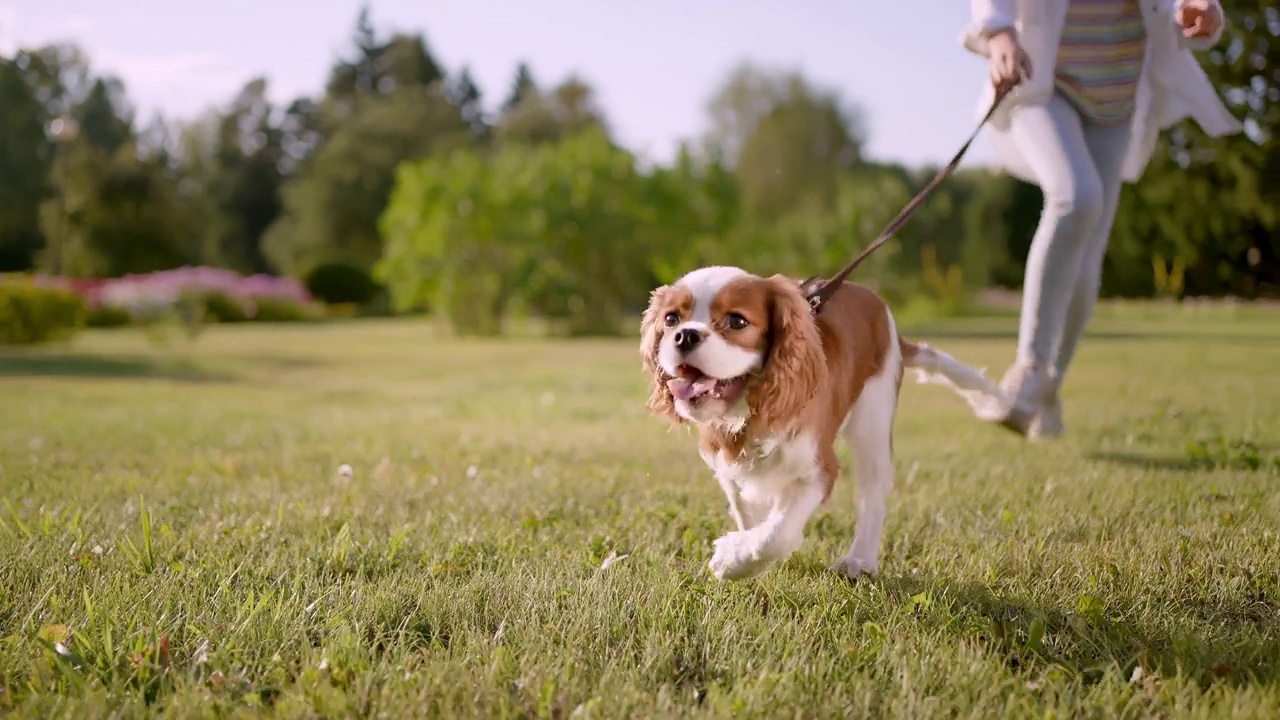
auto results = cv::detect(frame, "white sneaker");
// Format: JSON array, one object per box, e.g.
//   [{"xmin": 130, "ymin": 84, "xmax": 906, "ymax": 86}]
[
  {"xmin": 1028, "ymin": 377, "xmax": 1064, "ymax": 440},
  {"xmin": 994, "ymin": 360, "xmax": 1050, "ymax": 436}
]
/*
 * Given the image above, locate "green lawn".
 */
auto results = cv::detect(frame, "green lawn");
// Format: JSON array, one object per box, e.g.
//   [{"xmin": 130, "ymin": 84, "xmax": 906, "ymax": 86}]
[{"xmin": 2, "ymin": 305, "xmax": 1278, "ymax": 718}]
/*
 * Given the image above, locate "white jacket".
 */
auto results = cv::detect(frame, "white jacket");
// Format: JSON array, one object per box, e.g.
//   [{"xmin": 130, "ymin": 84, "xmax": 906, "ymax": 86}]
[{"xmin": 962, "ymin": 0, "xmax": 1243, "ymax": 184}]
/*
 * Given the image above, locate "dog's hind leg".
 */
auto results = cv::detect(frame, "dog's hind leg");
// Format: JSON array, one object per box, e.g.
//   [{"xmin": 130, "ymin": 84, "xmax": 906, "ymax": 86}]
[
  {"xmin": 835, "ymin": 313, "xmax": 903, "ymax": 579},
  {"xmin": 903, "ymin": 338, "xmax": 1006, "ymax": 420}
]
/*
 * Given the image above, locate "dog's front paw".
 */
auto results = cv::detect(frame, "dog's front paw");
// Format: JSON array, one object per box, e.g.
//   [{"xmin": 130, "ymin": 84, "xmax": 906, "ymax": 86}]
[
  {"xmin": 708, "ymin": 532, "xmax": 773, "ymax": 581},
  {"xmin": 832, "ymin": 555, "xmax": 879, "ymax": 581}
]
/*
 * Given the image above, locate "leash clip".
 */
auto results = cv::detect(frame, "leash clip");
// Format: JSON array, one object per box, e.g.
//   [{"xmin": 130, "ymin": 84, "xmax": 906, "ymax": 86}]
[{"xmin": 798, "ymin": 275, "xmax": 826, "ymax": 314}]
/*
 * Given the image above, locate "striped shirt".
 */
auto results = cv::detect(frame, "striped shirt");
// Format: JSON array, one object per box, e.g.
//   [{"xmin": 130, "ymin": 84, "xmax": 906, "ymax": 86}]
[{"xmin": 1054, "ymin": 0, "xmax": 1147, "ymax": 125}]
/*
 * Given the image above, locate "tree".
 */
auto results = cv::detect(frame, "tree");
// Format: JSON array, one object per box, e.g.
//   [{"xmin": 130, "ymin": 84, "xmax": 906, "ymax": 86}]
[
  {"xmin": 448, "ymin": 66, "xmax": 488, "ymax": 138},
  {"xmin": 376, "ymin": 145, "xmax": 527, "ymax": 334},
  {"xmin": 376, "ymin": 34, "xmax": 444, "ymax": 93},
  {"xmin": 0, "ymin": 56, "xmax": 52, "ymax": 271},
  {"xmin": 644, "ymin": 143, "xmax": 741, "ymax": 285},
  {"xmin": 1106, "ymin": 0, "xmax": 1277, "ymax": 298},
  {"xmin": 39, "ymin": 138, "xmax": 190, "ymax": 277},
  {"xmin": 264, "ymin": 88, "xmax": 469, "ymax": 274},
  {"xmin": 716, "ymin": 166, "xmax": 912, "ymax": 299},
  {"xmin": 324, "ymin": 6, "xmax": 444, "ymax": 118},
  {"xmin": 262, "ymin": 9, "xmax": 465, "ymax": 275},
  {"xmin": 9, "ymin": 42, "xmax": 161, "ymax": 277},
  {"xmin": 75, "ymin": 78, "xmax": 131, "ymax": 154},
  {"xmin": 704, "ymin": 63, "xmax": 787, "ymax": 166},
  {"xmin": 179, "ymin": 78, "xmax": 285, "ymax": 273},
  {"xmin": 378, "ymin": 128, "xmax": 711, "ymax": 335},
  {"xmin": 15, "ymin": 43, "xmax": 94, "ymax": 119},
  {"xmin": 278, "ymin": 96, "xmax": 323, "ymax": 175},
  {"xmin": 704, "ymin": 64, "xmax": 865, "ymax": 223},
  {"xmin": 495, "ymin": 75, "xmax": 609, "ymax": 147},
  {"xmin": 501, "ymin": 62, "xmax": 537, "ymax": 114},
  {"xmin": 324, "ymin": 5, "xmax": 382, "ymax": 102},
  {"xmin": 136, "ymin": 112, "xmax": 180, "ymax": 167},
  {"xmin": 959, "ymin": 172, "xmax": 1035, "ymax": 290},
  {"xmin": 0, "ymin": 42, "xmax": 102, "ymax": 273}
]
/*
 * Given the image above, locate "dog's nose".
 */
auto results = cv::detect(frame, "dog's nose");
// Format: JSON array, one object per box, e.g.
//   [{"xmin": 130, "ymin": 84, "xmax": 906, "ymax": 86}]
[{"xmin": 673, "ymin": 327, "xmax": 704, "ymax": 354}]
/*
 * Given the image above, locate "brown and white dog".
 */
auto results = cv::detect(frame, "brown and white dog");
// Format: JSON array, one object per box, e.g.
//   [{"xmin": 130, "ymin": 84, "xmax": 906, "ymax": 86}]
[{"xmin": 640, "ymin": 265, "xmax": 1000, "ymax": 581}]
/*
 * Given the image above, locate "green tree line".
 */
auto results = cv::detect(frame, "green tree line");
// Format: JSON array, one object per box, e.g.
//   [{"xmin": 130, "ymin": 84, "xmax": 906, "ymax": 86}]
[{"xmin": 0, "ymin": 4, "xmax": 1273, "ymax": 335}]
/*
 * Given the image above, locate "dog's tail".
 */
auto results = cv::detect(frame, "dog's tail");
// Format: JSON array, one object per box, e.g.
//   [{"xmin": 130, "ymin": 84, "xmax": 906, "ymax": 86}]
[{"xmin": 899, "ymin": 338, "xmax": 1006, "ymax": 419}]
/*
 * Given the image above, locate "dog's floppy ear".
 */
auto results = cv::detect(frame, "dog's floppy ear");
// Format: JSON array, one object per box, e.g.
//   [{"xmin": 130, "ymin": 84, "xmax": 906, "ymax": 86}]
[
  {"xmin": 749, "ymin": 275, "xmax": 826, "ymax": 433},
  {"xmin": 640, "ymin": 285, "xmax": 684, "ymax": 424}
]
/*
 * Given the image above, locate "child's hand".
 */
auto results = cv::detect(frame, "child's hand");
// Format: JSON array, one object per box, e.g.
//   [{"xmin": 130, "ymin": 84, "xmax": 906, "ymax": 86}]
[
  {"xmin": 986, "ymin": 29, "xmax": 1032, "ymax": 88},
  {"xmin": 1176, "ymin": 0, "xmax": 1223, "ymax": 39}
]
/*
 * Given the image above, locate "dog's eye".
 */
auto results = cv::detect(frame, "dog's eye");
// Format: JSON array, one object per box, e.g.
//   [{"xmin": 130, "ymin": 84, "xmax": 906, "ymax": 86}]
[
  {"xmin": 725, "ymin": 313, "xmax": 749, "ymax": 330},
  {"xmin": 663, "ymin": 311, "xmax": 680, "ymax": 327}
]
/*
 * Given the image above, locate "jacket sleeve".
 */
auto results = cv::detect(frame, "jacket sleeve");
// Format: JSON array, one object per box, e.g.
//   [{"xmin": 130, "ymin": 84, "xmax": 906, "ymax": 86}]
[
  {"xmin": 1170, "ymin": 0, "xmax": 1228, "ymax": 51},
  {"xmin": 971, "ymin": 0, "xmax": 1017, "ymax": 33},
  {"xmin": 962, "ymin": 0, "xmax": 1018, "ymax": 56}
]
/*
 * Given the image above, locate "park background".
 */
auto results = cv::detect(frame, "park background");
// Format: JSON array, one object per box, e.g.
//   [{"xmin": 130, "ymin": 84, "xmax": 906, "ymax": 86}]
[
  {"xmin": 1, "ymin": 3, "xmax": 1278, "ymax": 718},
  {"xmin": 0, "ymin": 1, "xmax": 1274, "ymax": 338}
]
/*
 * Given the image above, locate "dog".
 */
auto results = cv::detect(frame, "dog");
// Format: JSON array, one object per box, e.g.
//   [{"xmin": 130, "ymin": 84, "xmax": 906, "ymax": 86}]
[{"xmin": 639, "ymin": 265, "xmax": 1001, "ymax": 581}]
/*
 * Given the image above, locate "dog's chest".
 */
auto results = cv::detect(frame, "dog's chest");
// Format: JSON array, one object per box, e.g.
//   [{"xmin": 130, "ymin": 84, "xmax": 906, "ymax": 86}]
[{"xmin": 701, "ymin": 432, "xmax": 819, "ymax": 497}]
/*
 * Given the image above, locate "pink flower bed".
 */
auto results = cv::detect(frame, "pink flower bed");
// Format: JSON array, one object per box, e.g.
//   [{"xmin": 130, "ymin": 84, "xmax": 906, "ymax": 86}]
[{"xmin": 37, "ymin": 267, "xmax": 314, "ymax": 316}]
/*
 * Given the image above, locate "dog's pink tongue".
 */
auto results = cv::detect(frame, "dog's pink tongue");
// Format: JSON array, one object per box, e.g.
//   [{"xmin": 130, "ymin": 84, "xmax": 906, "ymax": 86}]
[
  {"xmin": 668, "ymin": 375, "xmax": 716, "ymax": 401},
  {"xmin": 668, "ymin": 377, "xmax": 696, "ymax": 400}
]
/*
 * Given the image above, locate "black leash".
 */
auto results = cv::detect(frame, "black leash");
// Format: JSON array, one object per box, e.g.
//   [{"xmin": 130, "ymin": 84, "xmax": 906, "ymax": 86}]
[{"xmin": 800, "ymin": 80, "xmax": 1019, "ymax": 314}]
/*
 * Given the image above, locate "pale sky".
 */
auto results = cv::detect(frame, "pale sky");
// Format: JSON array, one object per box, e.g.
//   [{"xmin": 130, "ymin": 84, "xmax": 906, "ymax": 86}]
[{"xmin": 0, "ymin": 0, "xmax": 997, "ymax": 168}]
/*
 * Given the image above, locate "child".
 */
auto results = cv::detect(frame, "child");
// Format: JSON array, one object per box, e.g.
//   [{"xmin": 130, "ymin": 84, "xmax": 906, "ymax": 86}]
[{"xmin": 961, "ymin": 0, "xmax": 1242, "ymax": 439}]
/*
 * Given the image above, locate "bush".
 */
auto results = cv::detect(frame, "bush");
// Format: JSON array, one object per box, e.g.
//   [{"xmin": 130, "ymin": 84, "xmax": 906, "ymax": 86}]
[
  {"xmin": 249, "ymin": 297, "xmax": 321, "ymax": 322},
  {"xmin": 305, "ymin": 262, "xmax": 381, "ymax": 306},
  {"xmin": 0, "ymin": 278, "xmax": 86, "ymax": 344},
  {"xmin": 200, "ymin": 292, "xmax": 251, "ymax": 323},
  {"xmin": 85, "ymin": 304, "xmax": 132, "ymax": 328},
  {"xmin": 27, "ymin": 268, "xmax": 324, "ymax": 337}
]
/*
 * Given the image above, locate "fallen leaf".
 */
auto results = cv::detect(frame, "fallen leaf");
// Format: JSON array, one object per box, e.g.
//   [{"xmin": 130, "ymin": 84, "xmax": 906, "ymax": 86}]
[
  {"xmin": 37, "ymin": 625, "xmax": 69, "ymax": 645},
  {"xmin": 599, "ymin": 551, "xmax": 629, "ymax": 570}
]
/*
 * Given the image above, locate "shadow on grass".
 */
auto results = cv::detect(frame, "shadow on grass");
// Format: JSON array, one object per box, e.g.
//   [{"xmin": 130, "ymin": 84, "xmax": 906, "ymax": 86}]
[
  {"xmin": 869, "ymin": 574, "xmax": 1280, "ymax": 688},
  {"xmin": 1087, "ymin": 451, "xmax": 1207, "ymax": 473},
  {"xmin": 0, "ymin": 353, "xmax": 234, "ymax": 383},
  {"xmin": 906, "ymin": 328, "xmax": 1279, "ymax": 344},
  {"xmin": 1088, "ymin": 448, "xmax": 1278, "ymax": 474}
]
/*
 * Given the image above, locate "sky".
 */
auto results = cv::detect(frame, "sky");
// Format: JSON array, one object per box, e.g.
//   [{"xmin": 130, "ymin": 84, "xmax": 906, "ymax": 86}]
[{"xmin": 0, "ymin": 0, "xmax": 997, "ymax": 168}]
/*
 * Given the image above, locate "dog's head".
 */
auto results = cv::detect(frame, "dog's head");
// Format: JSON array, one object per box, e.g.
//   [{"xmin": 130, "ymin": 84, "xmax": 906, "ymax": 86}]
[{"xmin": 640, "ymin": 266, "xmax": 827, "ymax": 432}]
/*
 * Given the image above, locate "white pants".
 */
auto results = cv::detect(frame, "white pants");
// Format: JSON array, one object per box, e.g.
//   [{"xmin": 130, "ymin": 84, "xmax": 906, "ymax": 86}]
[{"xmin": 1010, "ymin": 92, "xmax": 1135, "ymax": 381}]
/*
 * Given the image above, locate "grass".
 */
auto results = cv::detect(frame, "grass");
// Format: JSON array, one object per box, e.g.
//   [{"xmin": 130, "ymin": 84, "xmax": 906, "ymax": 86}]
[{"xmin": 1, "ymin": 304, "xmax": 1278, "ymax": 718}]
